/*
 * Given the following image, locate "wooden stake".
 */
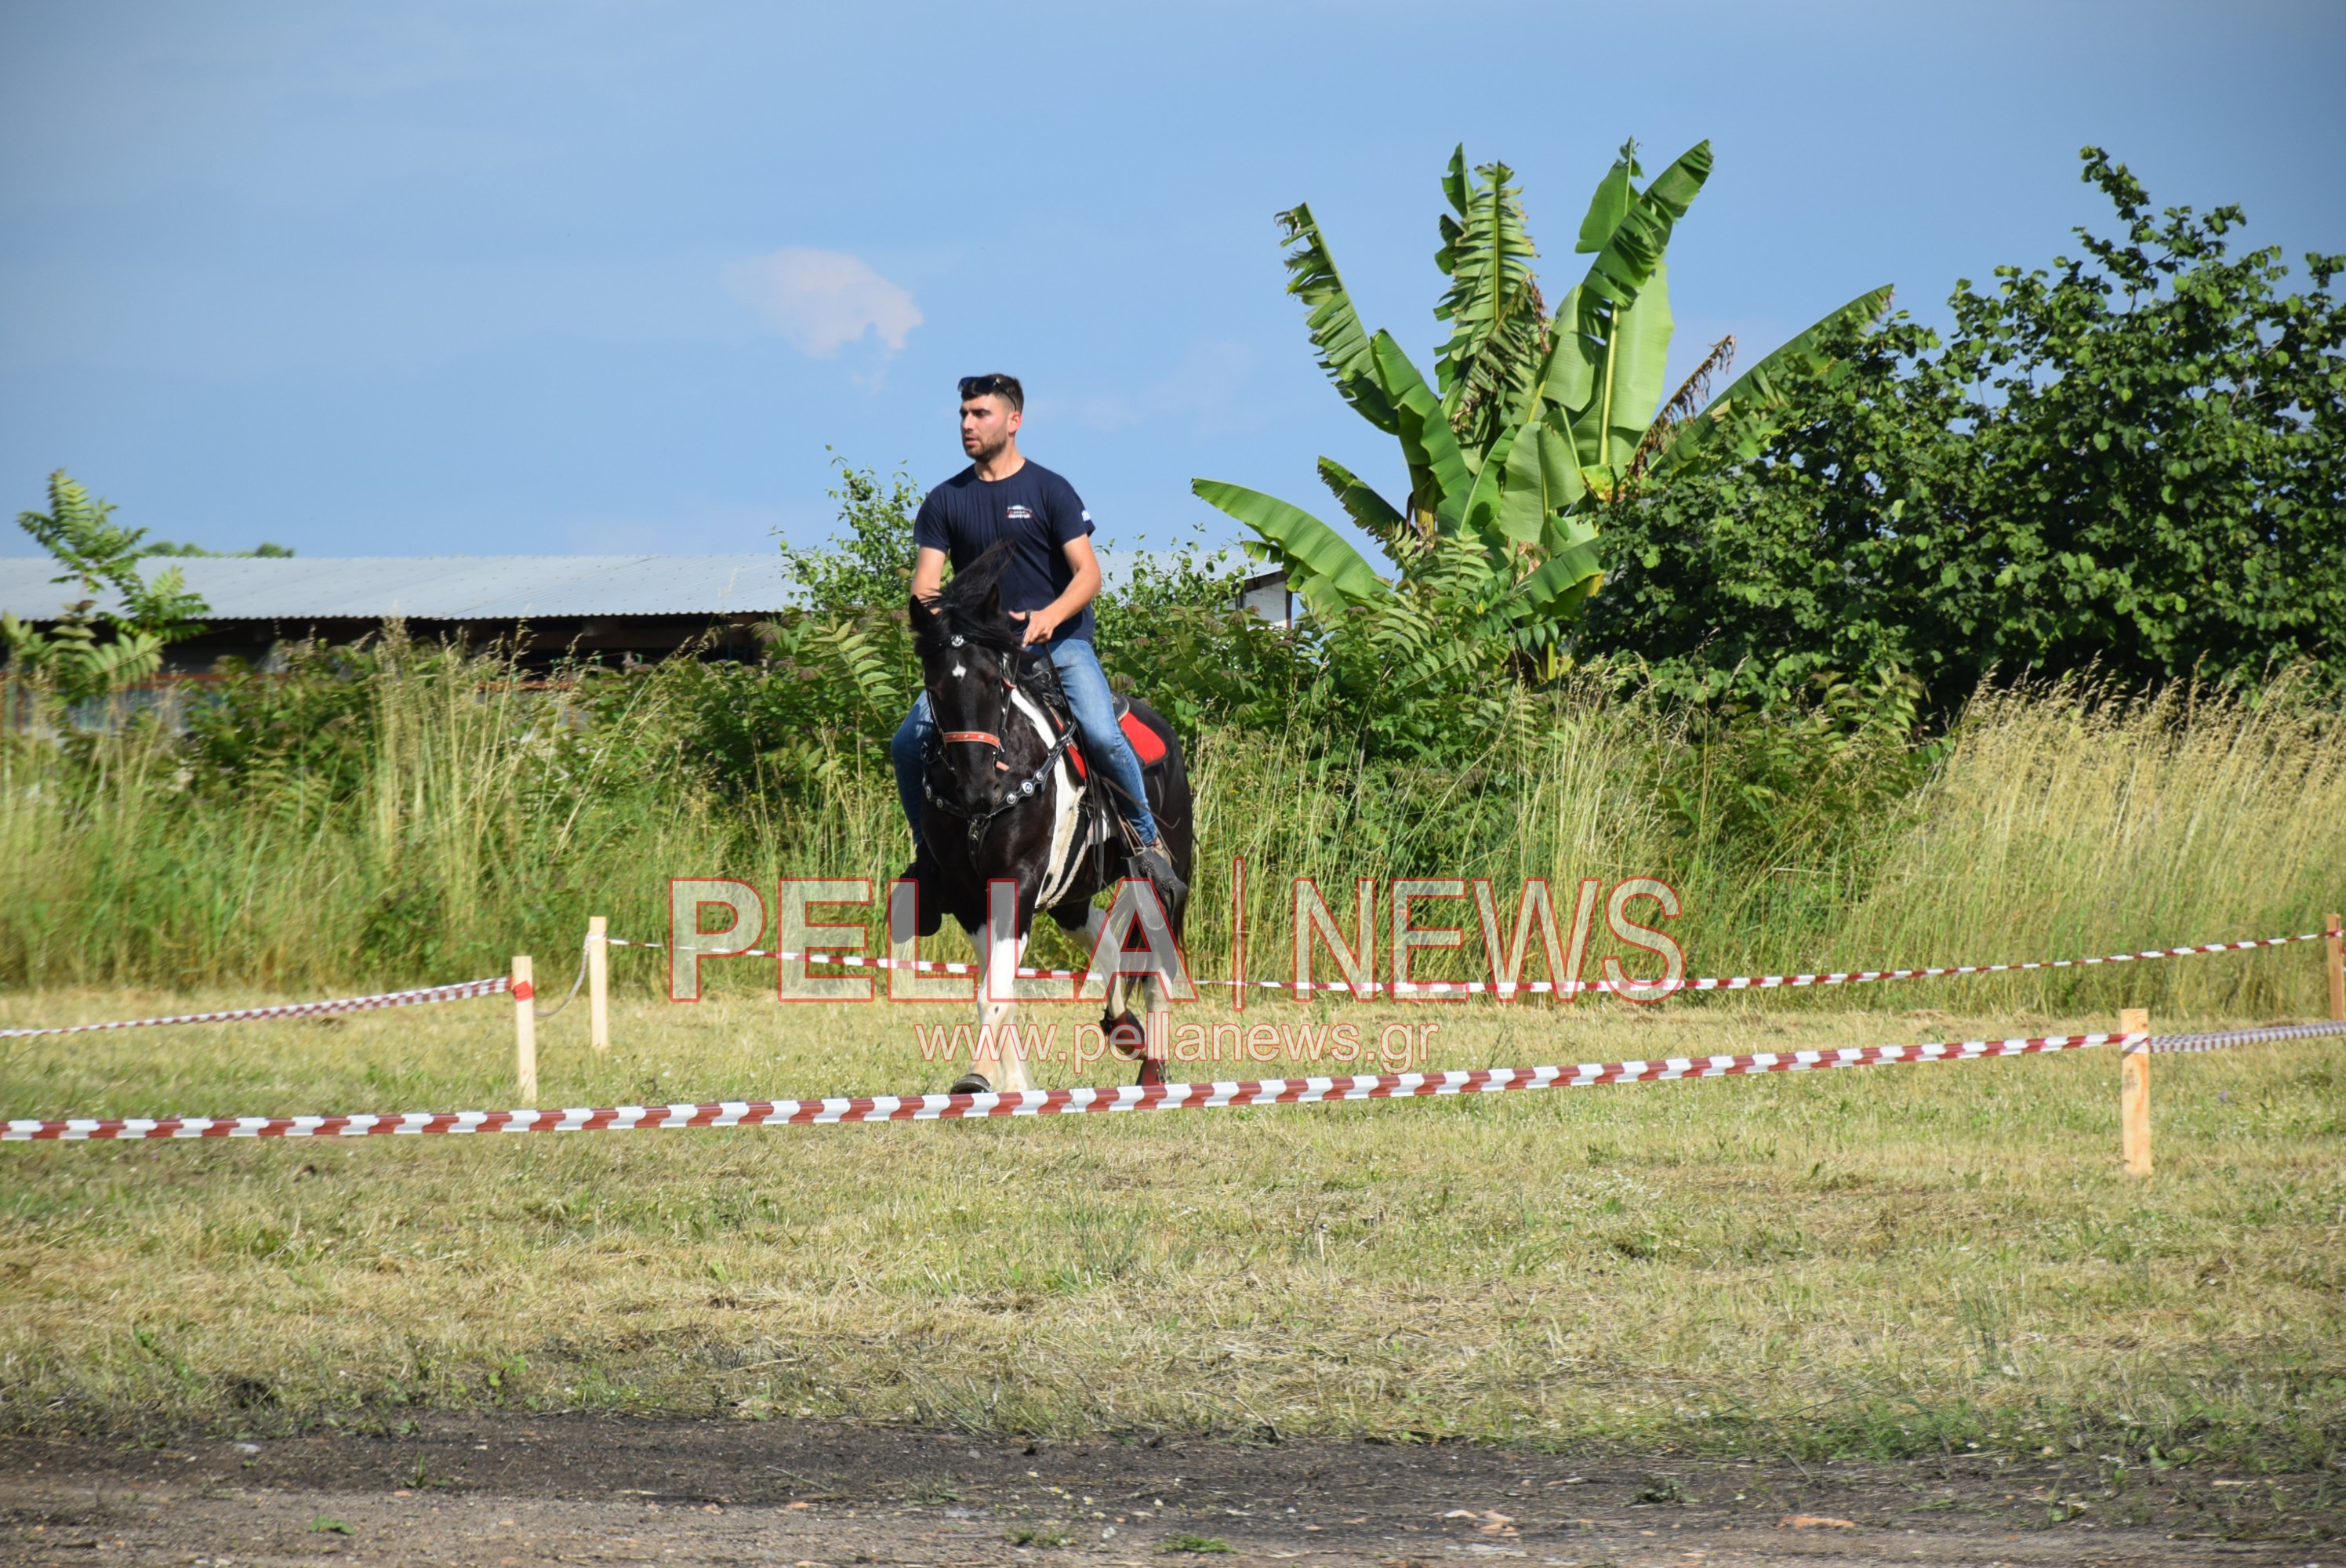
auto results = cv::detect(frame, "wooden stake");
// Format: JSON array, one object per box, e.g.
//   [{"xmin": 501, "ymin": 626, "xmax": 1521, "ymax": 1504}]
[
  {"xmin": 1229, "ymin": 856, "xmax": 1245, "ymax": 1014},
  {"xmin": 587, "ymin": 916, "xmax": 610, "ymax": 1053},
  {"xmin": 513, "ymin": 954, "xmax": 538, "ymax": 1105},
  {"xmin": 2119, "ymin": 1006, "xmax": 2150, "ymax": 1179},
  {"xmin": 2326, "ymin": 913, "xmax": 2343, "ymax": 1024}
]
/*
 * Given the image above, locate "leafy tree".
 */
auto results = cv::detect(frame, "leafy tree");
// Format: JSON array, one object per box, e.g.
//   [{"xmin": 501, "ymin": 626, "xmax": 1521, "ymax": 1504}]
[
  {"xmin": 1193, "ymin": 140, "xmax": 1892, "ymax": 666},
  {"xmin": 1586, "ymin": 149, "xmax": 2346, "ymax": 704},
  {"xmin": 141, "ymin": 539, "xmax": 295, "ymax": 557},
  {"xmin": 776, "ymin": 449, "xmax": 921, "ymax": 618},
  {"xmin": 3, "ymin": 470, "xmax": 209, "ymax": 700}
]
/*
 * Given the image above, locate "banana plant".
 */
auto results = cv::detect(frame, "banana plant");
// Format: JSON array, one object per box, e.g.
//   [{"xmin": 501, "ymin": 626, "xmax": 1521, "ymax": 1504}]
[{"xmin": 1194, "ymin": 140, "xmax": 1893, "ymax": 655}]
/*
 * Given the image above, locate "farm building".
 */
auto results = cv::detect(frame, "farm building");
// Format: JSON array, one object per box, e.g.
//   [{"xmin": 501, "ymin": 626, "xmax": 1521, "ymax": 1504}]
[
  {"xmin": 0, "ymin": 554, "xmax": 801, "ymax": 673},
  {"xmin": 0, "ymin": 553, "xmax": 1295, "ymax": 677}
]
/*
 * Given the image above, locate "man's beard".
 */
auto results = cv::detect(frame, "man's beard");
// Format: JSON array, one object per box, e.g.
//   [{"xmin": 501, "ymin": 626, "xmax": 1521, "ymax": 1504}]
[{"xmin": 968, "ymin": 430, "xmax": 1011, "ymax": 465}]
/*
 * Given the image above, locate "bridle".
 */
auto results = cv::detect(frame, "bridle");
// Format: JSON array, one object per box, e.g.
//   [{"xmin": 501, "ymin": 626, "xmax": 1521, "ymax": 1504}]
[{"xmin": 921, "ymin": 634, "xmax": 1081, "ymax": 857}]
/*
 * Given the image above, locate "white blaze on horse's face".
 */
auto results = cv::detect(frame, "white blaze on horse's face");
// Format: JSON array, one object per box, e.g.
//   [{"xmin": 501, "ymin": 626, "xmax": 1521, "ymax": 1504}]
[{"xmin": 951, "ymin": 664, "xmax": 966, "ymax": 679}]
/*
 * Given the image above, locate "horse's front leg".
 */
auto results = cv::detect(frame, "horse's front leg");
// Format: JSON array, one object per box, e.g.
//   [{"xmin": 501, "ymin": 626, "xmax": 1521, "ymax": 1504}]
[{"xmin": 962, "ymin": 916, "xmax": 1036, "ymax": 1094}]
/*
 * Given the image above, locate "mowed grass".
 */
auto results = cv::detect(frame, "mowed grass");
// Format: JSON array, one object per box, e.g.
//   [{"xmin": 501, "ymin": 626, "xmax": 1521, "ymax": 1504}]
[{"xmin": 2, "ymin": 978, "xmax": 2341, "ymax": 1465}]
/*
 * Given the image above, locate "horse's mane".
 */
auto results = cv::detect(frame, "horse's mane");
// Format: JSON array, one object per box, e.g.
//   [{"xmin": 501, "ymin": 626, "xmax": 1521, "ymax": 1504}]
[{"xmin": 923, "ymin": 542, "xmax": 1030, "ymax": 655}]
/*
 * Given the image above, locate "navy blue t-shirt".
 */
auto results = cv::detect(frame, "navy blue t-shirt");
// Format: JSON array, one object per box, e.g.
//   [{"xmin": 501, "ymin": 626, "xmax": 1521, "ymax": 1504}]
[{"xmin": 912, "ymin": 460, "xmax": 1096, "ymax": 644}]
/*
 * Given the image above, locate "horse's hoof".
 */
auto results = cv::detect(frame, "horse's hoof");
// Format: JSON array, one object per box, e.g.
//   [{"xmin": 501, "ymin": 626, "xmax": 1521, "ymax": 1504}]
[
  {"xmin": 949, "ymin": 1073, "xmax": 993, "ymax": 1096},
  {"xmin": 1103, "ymin": 1013, "xmax": 1146, "ymax": 1062}
]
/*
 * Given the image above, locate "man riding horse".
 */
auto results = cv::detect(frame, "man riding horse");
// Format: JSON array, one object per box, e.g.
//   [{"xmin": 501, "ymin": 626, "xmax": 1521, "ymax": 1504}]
[{"xmin": 892, "ymin": 372, "xmax": 1189, "ymax": 910}]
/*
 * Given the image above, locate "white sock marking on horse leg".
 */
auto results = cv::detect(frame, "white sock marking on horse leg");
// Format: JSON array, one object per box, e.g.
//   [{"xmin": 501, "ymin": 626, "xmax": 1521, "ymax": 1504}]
[
  {"xmin": 986, "ymin": 925, "xmax": 1033, "ymax": 1094},
  {"xmin": 963, "ymin": 920, "xmax": 1004, "ymax": 1084}
]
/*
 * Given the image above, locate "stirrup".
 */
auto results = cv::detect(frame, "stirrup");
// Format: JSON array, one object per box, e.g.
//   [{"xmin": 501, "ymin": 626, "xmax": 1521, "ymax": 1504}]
[{"xmin": 1132, "ymin": 836, "xmax": 1189, "ymax": 904}]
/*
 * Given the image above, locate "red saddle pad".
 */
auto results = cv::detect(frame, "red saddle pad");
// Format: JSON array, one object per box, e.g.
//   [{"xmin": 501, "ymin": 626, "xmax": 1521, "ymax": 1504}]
[{"xmin": 1069, "ymin": 710, "xmax": 1168, "ymax": 780}]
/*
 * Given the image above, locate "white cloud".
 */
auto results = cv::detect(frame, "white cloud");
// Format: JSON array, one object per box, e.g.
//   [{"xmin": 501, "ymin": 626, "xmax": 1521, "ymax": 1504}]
[{"xmin": 723, "ymin": 247, "xmax": 923, "ymax": 358}]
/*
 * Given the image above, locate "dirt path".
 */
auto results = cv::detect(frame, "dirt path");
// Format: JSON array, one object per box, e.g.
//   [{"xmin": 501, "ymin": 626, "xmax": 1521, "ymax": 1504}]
[{"xmin": 2, "ymin": 1414, "xmax": 2333, "ymax": 1567}]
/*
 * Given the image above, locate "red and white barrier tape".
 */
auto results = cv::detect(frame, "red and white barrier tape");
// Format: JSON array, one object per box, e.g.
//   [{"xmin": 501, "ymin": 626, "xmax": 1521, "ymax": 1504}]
[
  {"xmin": 0, "ymin": 927, "xmax": 2325, "ymax": 1044},
  {"xmin": 0, "ymin": 977, "xmax": 511, "ymax": 1040},
  {"xmin": 13, "ymin": 1020, "xmax": 2338, "ymax": 1142},
  {"xmin": 1, "ymin": 1028, "xmax": 2151, "ymax": 1140},
  {"xmin": 608, "ymin": 929, "xmax": 2327, "ymax": 997},
  {"xmin": 2148, "ymin": 1018, "xmax": 2346, "ymax": 1054}
]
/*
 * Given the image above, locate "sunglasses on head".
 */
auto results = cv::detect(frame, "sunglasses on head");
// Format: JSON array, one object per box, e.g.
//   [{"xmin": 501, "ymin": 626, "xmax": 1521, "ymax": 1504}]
[{"xmin": 959, "ymin": 374, "xmax": 1019, "ymax": 400}]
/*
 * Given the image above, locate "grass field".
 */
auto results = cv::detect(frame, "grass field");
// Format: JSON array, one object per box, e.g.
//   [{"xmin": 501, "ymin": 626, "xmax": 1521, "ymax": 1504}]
[{"xmin": 3, "ymin": 981, "xmax": 2340, "ymax": 1468}]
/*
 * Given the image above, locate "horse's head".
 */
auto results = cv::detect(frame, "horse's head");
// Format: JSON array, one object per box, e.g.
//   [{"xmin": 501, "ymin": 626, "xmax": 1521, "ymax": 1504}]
[{"xmin": 910, "ymin": 552, "xmax": 1041, "ymax": 809}]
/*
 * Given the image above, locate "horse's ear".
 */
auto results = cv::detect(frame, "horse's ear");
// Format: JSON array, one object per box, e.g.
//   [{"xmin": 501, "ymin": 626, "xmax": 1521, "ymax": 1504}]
[
  {"xmin": 980, "ymin": 581, "xmax": 1003, "ymax": 620},
  {"xmin": 909, "ymin": 593, "xmax": 937, "ymax": 627}
]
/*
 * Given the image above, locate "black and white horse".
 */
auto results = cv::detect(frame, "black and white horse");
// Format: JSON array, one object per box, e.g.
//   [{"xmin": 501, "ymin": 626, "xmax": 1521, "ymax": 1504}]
[{"xmin": 906, "ymin": 563, "xmax": 1194, "ymax": 1092}]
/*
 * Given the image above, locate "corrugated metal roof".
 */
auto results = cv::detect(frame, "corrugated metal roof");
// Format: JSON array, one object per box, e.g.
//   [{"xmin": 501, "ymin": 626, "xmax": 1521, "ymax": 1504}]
[{"xmin": 0, "ymin": 555, "xmax": 804, "ymax": 622}]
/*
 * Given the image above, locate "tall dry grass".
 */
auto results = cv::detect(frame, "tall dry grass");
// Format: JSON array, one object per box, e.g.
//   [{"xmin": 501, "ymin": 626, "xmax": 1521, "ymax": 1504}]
[
  {"xmin": 2, "ymin": 656, "xmax": 2341, "ymax": 1018},
  {"xmin": 1182, "ymin": 701, "xmax": 1672, "ymax": 982},
  {"xmin": 1836, "ymin": 679, "xmax": 2346, "ymax": 1016}
]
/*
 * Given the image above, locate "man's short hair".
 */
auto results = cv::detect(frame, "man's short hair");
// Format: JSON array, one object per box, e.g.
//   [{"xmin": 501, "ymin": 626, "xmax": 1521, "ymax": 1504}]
[{"xmin": 958, "ymin": 372, "xmax": 1024, "ymax": 412}]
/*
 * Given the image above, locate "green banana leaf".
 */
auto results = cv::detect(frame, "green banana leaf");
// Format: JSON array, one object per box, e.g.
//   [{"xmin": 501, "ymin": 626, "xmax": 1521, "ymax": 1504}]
[
  {"xmin": 1600, "ymin": 259, "xmax": 1674, "ymax": 466},
  {"xmin": 1471, "ymin": 543, "xmax": 1603, "ymax": 648},
  {"xmin": 1538, "ymin": 502, "xmax": 1600, "ymax": 568},
  {"xmin": 1433, "ymin": 151, "xmax": 1543, "ymax": 444},
  {"xmin": 1371, "ymin": 332, "xmax": 1473, "ymax": 529},
  {"xmin": 1513, "ymin": 541, "xmax": 1604, "ymax": 621},
  {"xmin": 1277, "ymin": 204, "xmax": 1401, "ymax": 436},
  {"xmin": 1434, "ymin": 146, "xmax": 1469, "ymax": 278},
  {"xmin": 1440, "ymin": 145, "xmax": 1471, "ymax": 222},
  {"xmin": 1496, "ymin": 417, "xmax": 1585, "ymax": 548},
  {"xmin": 1459, "ymin": 424, "xmax": 1520, "ymax": 546},
  {"xmin": 1574, "ymin": 147, "xmax": 1636, "ymax": 254},
  {"xmin": 1566, "ymin": 145, "xmax": 1706, "ymax": 477},
  {"xmin": 1517, "ymin": 284, "xmax": 1599, "ymax": 426},
  {"xmin": 1316, "ymin": 458, "xmax": 1414, "ymax": 563},
  {"xmin": 1190, "ymin": 479, "xmax": 1391, "ymax": 619},
  {"xmin": 1648, "ymin": 283, "xmax": 1895, "ymax": 480},
  {"xmin": 1575, "ymin": 140, "xmax": 1712, "ymax": 318}
]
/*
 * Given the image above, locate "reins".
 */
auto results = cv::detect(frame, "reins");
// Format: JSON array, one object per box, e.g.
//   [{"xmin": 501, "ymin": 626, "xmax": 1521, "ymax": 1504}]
[{"xmin": 921, "ymin": 642, "xmax": 1084, "ymax": 858}]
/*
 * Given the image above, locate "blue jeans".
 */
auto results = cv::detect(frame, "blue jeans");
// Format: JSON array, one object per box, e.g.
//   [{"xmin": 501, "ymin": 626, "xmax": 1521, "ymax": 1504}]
[{"xmin": 893, "ymin": 637, "xmax": 1157, "ymax": 851}]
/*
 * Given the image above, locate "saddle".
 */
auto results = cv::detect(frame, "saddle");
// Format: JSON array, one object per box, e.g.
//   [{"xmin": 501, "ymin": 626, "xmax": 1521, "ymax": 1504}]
[
  {"xmin": 990, "ymin": 656, "xmax": 1183, "ymax": 932},
  {"xmin": 1013, "ymin": 653, "xmax": 1171, "ymax": 784}
]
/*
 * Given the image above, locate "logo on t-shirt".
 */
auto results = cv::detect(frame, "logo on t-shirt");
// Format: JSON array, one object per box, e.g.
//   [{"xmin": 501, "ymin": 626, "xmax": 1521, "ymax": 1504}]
[{"xmin": 1005, "ymin": 504, "xmax": 1034, "ymax": 521}]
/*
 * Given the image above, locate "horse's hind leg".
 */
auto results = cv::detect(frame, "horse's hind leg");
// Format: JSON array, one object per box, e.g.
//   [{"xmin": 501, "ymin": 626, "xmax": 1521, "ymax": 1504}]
[
  {"xmin": 1076, "ymin": 906, "xmax": 1131, "ymax": 1017},
  {"xmin": 1078, "ymin": 904, "xmax": 1164, "ymax": 1084}
]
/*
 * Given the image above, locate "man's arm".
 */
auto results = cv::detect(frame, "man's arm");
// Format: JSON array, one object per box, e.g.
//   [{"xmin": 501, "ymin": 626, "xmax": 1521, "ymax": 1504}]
[
  {"xmin": 910, "ymin": 546, "xmax": 948, "ymax": 603},
  {"xmin": 1015, "ymin": 535, "xmax": 1102, "ymax": 646}
]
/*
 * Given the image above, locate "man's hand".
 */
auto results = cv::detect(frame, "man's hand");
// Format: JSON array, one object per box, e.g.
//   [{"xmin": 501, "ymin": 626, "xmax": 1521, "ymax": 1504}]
[{"xmin": 1010, "ymin": 607, "xmax": 1062, "ymax": 647}]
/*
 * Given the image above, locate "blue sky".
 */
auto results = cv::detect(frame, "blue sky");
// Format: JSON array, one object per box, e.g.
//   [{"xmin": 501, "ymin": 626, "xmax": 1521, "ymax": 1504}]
[{"xmin": 4, "ymin": 1, "xmax": 2342, "ymax": 561}]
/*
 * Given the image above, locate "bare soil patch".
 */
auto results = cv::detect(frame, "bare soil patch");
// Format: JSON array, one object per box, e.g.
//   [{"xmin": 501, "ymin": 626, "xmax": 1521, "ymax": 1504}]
[{"xmin": 2, "ymin": 1413, "xmax": 2336, "ymax": 1567}]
